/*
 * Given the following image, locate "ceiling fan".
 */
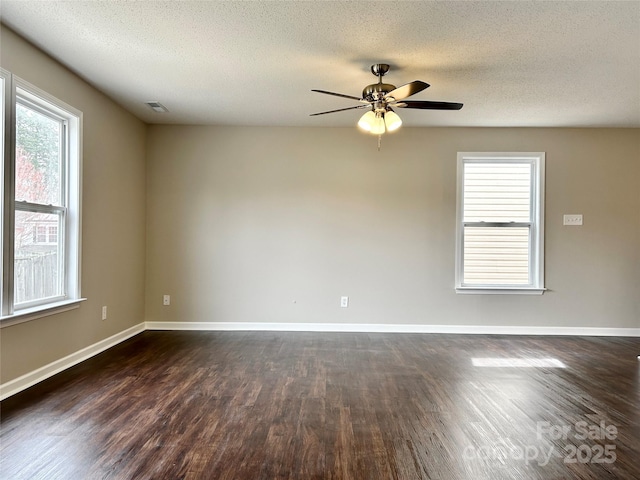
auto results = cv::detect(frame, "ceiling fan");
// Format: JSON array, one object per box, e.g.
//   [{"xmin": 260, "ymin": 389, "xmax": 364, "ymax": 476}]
[{"xmin": 311, "ymin": 64, "xmax": 463, "ymax": 135}]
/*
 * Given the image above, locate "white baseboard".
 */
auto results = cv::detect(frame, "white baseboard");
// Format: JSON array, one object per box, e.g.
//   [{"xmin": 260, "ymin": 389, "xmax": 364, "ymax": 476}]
[
  {"xmin": 3, "ymin": 321, "xmax": 638, "ymax": 401},
  {"xmin": 145, "ymin": 321, "xmax": 640, "ymax": 337},
  {"xmin": 0, "ymin": 323, "xmax": 145, "ymax": 401}
]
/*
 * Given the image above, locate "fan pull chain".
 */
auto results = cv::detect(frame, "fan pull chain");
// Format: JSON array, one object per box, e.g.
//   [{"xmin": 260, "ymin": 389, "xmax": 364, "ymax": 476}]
[{"xmin": 377, "ymin": 134, "xmax": 382, "ymax": 151}]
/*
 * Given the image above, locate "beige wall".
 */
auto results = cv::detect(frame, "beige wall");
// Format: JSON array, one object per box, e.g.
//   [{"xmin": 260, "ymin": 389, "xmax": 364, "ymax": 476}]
[
  {"xmin": 0, "ymin": 27, "xmax": 147, "ymax": 383},
  {"xmin": 146, "ymin": 126, "xmax": 639, "ymax": 329}
]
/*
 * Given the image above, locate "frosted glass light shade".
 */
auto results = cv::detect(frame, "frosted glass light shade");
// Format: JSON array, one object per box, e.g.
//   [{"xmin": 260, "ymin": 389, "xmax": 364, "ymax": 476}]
[
  {"xmin": 384, "ymin": 110, "xmax": 402, "ymax": 131},
  {"xmin": 370, "ymin": 114, "xmax": 386, "ymax": 134},
  {"xmin": 357, "ymin": 111, "xmax": 376, "ymax": 131}
]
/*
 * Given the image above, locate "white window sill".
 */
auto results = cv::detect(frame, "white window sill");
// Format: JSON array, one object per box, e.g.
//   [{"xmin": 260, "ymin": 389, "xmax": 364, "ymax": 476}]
[
  {"xmin": 0, "ymin": 298, "xmax": 87, "ymax": 328},
  {"xmin": 456, "ymin": 287, "xmax": 546, "ymax": 295}
]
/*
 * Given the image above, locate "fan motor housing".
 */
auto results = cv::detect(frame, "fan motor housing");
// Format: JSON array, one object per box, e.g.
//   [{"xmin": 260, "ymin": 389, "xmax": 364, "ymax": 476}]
[{"xmin": 362, "ymin": 82, "xmax": 396, "ymax": 101}]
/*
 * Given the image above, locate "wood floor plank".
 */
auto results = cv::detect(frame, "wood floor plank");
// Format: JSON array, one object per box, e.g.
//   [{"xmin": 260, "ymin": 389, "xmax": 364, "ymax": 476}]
[{"xmin": 1, "ymin": 331, "xmax": 639, "ymax": 479}]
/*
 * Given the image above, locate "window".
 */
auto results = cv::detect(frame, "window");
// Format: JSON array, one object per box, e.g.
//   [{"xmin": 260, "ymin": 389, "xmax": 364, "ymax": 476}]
[
  {"xmin": 32, "ymin": 224, "xmax": 59, "ymax": 244},
  {"xmin": 456, "ymin": 152, "xmax": 545, "ymax": 294},
  {"xmin": 1, "ymin": 70, "xmax": 82, "ymax": 322}
]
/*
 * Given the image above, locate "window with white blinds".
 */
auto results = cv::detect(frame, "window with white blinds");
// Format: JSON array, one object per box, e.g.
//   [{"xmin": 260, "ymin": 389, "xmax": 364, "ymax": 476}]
[{"xmin": 456, "ymin": 153, "xmax": 545, "ymax": 294}]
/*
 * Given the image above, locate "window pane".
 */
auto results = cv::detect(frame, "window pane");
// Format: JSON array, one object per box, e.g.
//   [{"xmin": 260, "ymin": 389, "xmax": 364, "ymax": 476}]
[
  {"xmin": 463, "ymin": 163, "xmax": 531, "ymax": 222},
  {"xmin": 15, "ymin": 102, "xmax": 62, "ymax": 205},
  {"xmin": 463, "ymin": 226, "xmax": 530, "ymax": 285},
  {"xmin": 14, "ymin": 210, "xmax": 62, "ymax": 304},
  {"xmin": 49, "ymin": 225, "xmax": 58, "ymax": 243},
  {"xmin": 35, "ymin": 225, "xmax": 47, "ymax": 243}
]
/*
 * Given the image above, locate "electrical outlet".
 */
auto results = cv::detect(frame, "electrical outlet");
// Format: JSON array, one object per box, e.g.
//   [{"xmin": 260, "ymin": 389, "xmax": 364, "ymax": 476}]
[
  {"xmin": 101, "ymin": 306, "xmax": 107, "ymax": 320},
  {"xmin": 340, "ymin": 296, "xmax": 349, "ymax": 308},
  {"xmin": 163, "ymin": 295, "xmax": 171, "ymax": 306},
  {"xmin": 563, "ymin": 214, "xmax": 583, "ymax": 226}
]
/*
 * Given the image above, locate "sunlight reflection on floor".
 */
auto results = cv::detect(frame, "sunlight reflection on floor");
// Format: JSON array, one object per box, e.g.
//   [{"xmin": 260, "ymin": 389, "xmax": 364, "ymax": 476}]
[{"xmin": 472, "ymin": 358, "xmax": 566, "ymax": 368}]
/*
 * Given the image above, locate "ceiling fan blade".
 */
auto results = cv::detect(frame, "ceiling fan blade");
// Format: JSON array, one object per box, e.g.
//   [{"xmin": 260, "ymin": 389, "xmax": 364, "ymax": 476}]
[
  {"xmin": 311, "ymin": 89, "xmax": 363, "ymax": 101},
  {"xmin": 384, "ymin": 81, "xmax": 430, "ymax": 101},
  {"xmin": 394, "ymin": 100, "xmax": 463, "ymax": 110},
  {"xmin": 310, "ymin": 105, "xmax": 369, "ymax": 116}
]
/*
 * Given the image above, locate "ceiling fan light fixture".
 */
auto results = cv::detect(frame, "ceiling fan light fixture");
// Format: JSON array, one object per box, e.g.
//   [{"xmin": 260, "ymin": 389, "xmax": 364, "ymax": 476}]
[
  {"xmin": 370, "ymin": 112, "xmax": 386, "ymax": 135},
  {"xmin": 384, "ymin": 109, "xmax": 402, "ymax": 132},
  {"xmin": 357, "ymin": 110, "xmax": 376, "ymax": 132}
]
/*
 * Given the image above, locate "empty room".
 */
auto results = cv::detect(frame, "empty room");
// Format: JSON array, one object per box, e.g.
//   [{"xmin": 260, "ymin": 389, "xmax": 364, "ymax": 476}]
[{"xmin": 0, "ymin": 1, "xmax": 639, "ymax": 479}]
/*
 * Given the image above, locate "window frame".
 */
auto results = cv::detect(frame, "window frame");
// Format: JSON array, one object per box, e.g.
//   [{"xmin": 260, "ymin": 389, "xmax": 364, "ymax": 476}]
[
  {"xmin": 455, "ymin": 152, "xmax": 545, "ymax": 295},
  {"xmin": 1, "ymin": 72, "xmax": 84, "ymax": 325},
  {"xmin": 1, "ymin": 68, "xmax": 13, "ymax": 315}
]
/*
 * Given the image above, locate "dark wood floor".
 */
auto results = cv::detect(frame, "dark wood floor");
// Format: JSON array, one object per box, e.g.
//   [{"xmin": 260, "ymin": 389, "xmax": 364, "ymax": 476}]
[{"xmin": 1, "ymin": 331, "xmax": 639, "ymax": 480}]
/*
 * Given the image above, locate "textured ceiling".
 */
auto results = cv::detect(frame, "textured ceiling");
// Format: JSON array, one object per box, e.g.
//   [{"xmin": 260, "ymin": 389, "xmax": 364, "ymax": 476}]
[{"xmin": 1, "ymin": 1, "xmax": 639, "ymax": 127}]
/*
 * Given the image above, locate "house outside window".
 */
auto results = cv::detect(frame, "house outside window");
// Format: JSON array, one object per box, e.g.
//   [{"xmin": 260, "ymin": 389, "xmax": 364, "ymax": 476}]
[
  {"xmin": 455, "ymin": 152, "xmax": 545, "ymax": 294},
  {"xmin": 31, "ymin": 224, "xmax": 58, "ymax": 244}
]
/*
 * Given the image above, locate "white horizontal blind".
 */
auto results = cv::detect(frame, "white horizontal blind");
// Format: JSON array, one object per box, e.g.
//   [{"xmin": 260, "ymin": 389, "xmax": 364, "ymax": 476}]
[
  {"xmin": 462, "ymin": 162, "xmax": 532, "ymax": 285},
  {"xmin": 463, "ymin": 163, "xmax": 531, "ymax": 223}
]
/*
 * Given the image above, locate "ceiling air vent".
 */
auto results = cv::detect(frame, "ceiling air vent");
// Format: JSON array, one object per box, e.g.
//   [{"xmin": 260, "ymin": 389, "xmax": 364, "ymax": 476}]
[{"xmin": 145, "ymin": 101, "xmax": 169, "ymax": 113}]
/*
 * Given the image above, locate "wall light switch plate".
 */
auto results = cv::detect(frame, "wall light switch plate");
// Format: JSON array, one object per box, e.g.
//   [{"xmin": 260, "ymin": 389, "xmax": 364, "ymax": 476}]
[{"xmin": 563, "ymin": 214, "xmax": 583, "ymax": 226}]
